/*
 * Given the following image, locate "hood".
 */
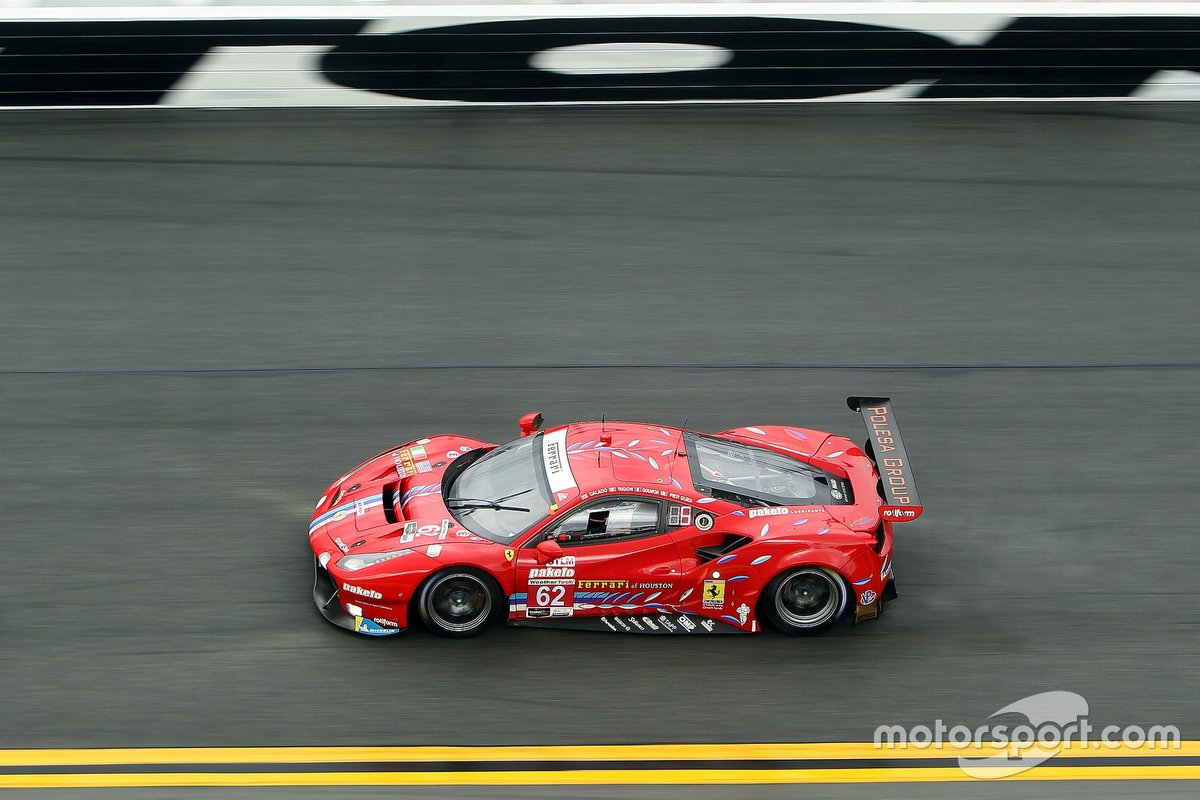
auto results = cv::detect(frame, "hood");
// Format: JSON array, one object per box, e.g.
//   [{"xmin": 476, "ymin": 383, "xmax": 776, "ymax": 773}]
[{"xmin": 311, "ymin": 434, "xmax": 492, "ymax": 547}]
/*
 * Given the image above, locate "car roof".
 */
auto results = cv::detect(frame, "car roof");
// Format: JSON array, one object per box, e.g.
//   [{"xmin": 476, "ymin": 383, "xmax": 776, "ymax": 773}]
[{"xmin": 556, "ymin": 421, "xmax": 693, "ymax": 496}]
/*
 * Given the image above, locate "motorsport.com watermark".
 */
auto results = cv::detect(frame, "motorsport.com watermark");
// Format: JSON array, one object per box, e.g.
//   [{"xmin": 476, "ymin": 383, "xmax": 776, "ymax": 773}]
[{"xmin": 873, "ymin": 691, "xmax": 1180, "ymax": 778}]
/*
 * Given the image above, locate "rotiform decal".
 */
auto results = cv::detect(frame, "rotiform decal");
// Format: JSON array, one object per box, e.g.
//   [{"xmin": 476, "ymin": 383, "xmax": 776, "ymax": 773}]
[{"xmin": 1, "ymin": 16, "xmax": 1199, "ymax": 106}]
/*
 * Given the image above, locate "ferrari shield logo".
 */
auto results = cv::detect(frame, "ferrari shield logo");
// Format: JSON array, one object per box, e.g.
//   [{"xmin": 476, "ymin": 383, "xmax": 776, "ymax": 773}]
[
  {"xmin": 504, "ymin": 549, "xmax": 515, "ymax": 562},
  {"xmin": 702, "ymin": 579, "xmax": 725, "ymax": 609}
]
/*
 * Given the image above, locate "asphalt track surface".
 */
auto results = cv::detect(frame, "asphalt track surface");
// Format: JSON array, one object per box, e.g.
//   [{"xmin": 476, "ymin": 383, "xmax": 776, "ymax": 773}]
[{"xmin": 1, "ymin": 104, "xmax": 1198, "ymax": 798}]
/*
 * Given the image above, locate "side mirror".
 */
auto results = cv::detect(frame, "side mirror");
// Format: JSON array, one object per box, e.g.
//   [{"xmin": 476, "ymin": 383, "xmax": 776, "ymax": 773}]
[
  {"xmin": 518, "ymin": 412, "xmax": 544, "ymax": 437},
  {"xmin": 535, "ymin": 538, "xmax": 564, "ymax": 564}
]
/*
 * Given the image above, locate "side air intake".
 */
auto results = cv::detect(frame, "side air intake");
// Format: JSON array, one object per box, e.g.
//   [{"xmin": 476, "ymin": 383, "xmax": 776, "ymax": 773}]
[{"xmin": 695, "ymin": 534, "xmax": 753, "ymax": 563}]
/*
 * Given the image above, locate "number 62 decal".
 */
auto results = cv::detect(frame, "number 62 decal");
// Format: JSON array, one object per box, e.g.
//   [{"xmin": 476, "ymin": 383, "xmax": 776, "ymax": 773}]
[{"xmin": 534, "ymin": 585, "xmax": 568, "ymax": 606}]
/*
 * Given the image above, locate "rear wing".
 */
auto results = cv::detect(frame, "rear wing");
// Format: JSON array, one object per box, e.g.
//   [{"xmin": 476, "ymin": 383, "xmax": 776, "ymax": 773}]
[{"xmin": 847, "ymin": 397, "xmax": 923, "ymax": 522}]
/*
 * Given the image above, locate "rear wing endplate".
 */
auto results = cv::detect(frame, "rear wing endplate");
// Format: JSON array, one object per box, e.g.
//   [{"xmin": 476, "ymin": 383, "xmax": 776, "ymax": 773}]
[{"xmin": 847, "ymin": 397, "xmax": 923, "ymax": 522}]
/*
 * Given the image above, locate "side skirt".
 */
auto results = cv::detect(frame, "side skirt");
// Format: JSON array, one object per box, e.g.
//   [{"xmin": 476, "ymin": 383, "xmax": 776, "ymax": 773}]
[{"xmin": 511, "ymin": 611, "xmax": 750, "ymax": 635}]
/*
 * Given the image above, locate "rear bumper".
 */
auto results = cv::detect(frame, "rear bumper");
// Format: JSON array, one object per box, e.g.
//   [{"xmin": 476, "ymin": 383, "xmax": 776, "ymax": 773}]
[
  {"xmin": 312, "ymin": 557, "xmax": 404, "ymax": 636},
  {"xmin": 853, "ymin": 577, "xmax": 897, "ymax": 623}
]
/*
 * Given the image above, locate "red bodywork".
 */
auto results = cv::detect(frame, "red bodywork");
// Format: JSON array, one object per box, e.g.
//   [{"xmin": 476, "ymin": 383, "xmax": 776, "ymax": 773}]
[{"xmin": 309, "ymin": 408, "xmax": 918, "ymax": 636}]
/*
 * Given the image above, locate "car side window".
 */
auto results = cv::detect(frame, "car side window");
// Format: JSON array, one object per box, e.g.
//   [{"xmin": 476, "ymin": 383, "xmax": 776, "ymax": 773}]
[{"xmin": 545, "ymin": 499, "xmax": 662, "ymax": 545}]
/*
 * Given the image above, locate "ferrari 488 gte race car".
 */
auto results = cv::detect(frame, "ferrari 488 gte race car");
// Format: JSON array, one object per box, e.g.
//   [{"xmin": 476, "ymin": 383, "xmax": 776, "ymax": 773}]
[{"xmin": 308, "ymin": 397, "xmax": 920, "ymax": 638}]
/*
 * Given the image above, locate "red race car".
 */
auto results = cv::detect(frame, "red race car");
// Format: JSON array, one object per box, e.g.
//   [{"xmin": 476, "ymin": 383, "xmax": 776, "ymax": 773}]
[{"xmin": 309, "ymin": 397, "xmax": 920, "ymax": 638}]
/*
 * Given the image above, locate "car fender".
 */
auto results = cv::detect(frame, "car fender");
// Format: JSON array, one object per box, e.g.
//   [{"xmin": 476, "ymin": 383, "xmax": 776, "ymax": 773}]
[
  {"xmin": 763, "ymin": 547, "xmax": 856, "ymax": 591},
  {"xmin": 408, "ymin": 564, "xmax": 508, "ymax": 625}
]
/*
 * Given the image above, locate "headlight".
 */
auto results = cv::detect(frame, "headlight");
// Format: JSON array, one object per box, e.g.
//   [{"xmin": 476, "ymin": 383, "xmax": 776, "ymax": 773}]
[{"xmin": 337, "ymin": 551, "xmax": 409, "ymax": 572}]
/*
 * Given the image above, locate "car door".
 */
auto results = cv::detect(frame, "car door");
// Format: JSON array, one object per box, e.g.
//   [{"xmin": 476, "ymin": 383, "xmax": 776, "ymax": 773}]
[{"xmin": 512, "ymin": 496, "xmax": 683, "ymax": 622}]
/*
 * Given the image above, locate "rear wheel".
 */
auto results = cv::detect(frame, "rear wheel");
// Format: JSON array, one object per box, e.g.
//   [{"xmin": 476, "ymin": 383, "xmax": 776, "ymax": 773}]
[
  {"xmin": 417, "ymin": 569, "xmax": 499, "ymax": 638},
  {"xmin": 761, "ymin": 566, "xmax": 848, "ymax": 635}
]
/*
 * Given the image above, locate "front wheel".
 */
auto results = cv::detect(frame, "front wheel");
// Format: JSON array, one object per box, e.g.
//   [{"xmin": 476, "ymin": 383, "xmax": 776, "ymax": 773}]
[
  {"xmin": 761, "ymin": 566, "xmax": 848, "ymax": 635},
  {"xmin": 417, "ymin": 569, "xmax": 499, "ymax": 638}
]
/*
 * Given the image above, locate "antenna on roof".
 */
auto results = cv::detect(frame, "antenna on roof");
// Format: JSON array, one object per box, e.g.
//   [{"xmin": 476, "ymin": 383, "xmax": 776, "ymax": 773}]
[{"xmin": 666, "ymin": 418, "xmax": 688, "ymax": 489}]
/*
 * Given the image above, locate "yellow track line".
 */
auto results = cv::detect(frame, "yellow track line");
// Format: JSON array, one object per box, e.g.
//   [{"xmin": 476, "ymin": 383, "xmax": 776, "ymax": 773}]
[
  {"xmin": 1, "ymin": 766, "xmax": 1199, "ymax": 788},
  {"xmin": 2, "ymin": 742, "xmax": 1197, "ymax": 767}
]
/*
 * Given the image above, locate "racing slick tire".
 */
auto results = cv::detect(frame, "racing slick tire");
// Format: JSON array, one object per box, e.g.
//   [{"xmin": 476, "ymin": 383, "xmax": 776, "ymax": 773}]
[
  {"xmin": 416, "ymin": 569, "xmax": 501, "ymax": 638},
  {"xmin": 760, "ymin": 566, "xmax": 848, "ymax": 636}
]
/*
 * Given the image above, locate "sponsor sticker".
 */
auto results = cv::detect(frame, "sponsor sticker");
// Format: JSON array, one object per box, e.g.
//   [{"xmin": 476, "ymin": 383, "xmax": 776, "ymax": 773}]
[
  {"xmin": 353, "ymin": 616, "xmax": 399, "ymax": 636},
  {"xmin": 528, "ymin": 568, "xmax": 574, "ymax": 585},
  {"xmin": 860, "ymin": 589, "xmax": 878, "ymax": 605},
  {"xmin": 577, "ymin": 579, "xmax": 629, "ymax": 590},
  {"xmin": 542, "ymin": 429, "xmax": 578, "ymax": 495},
  {"xmin": 393, "ymin": 450, "xmax": 416, "ymax": 478},
  {"xmin": 748, "ymin": 506, "xmax": 791, "ymax": 518},
  {"xmin": 882, "ymin": 506, "xmax": 921, "ymax": 519},
  {"xmin": 342, "ymin": 582, "xmax": 383, "ymax": 600},
  {"xmin": 426, "ymin": 544, "xmax": 442, "ymax": 557},
  {"xmin": 736, "ymin": 602, "xmax": 750, "ymax": 625},
  {"xmin": 528, "ymin": 556, "xmax": 576, "ymax": 586},
  {"xmin": 702, "ymin": 579, "xmax": 725, "ymax": 609}
]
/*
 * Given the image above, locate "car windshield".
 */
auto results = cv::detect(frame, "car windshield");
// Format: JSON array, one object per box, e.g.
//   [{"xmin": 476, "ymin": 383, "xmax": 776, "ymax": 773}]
[
  {"xmin": 684, "ymin": 432, "xmax": 852, "ymax": 506},
  {"xmin": 445, "ymin": 435, "xmax": 552, "ymax": 543}
]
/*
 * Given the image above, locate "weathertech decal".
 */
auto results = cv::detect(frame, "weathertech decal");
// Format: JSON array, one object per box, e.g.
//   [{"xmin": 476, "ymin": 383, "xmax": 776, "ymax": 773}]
[{"xmin": 2, "ymin": 16, "xmax": 1199, "ymax": 107}]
